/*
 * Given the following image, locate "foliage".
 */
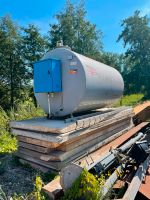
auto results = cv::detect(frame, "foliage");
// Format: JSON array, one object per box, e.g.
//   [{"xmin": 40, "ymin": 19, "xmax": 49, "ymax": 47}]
[
  {"xmin": 0, "ymin": 16, "xmax": 29, "ymax": 109},
  {"xmin": 0, "ymin": 106, "xmax": 17, "ymax": 154},
  {"xmin": 0, "ymin": 100, "xmax": 45, "ymax": 155},
  {"xmin": 34, "ymin": 176, "xmax": 45, "ymax": 200},
  {"xmin": 0, "ymin": 16, "xmax": 47, "ymax": 110},
  {"xmin": 21, "ymin": 24, "xmax": 48, "ymax": 79},
  {"xmin": 0, "ymin": 107, "xmax": 9, "ymax": 130},
  {"xmin": 62, "ymin": 169, "xmax": 105, "ymax": 200},
  {"xmin": 8, "ymin": 99, "xmax": 45, "ymax": 121},
  {"xmin": 114, "ymin": 93, "xmax": 144, "ymax": 107},
  {"xmin": 0, "ymin": 131, "xmax": 17, "ymax": 154},
  {"xmin": 118, "ymin": 11, "xmax": 150, "ymax": 98},
  {"xmin": 49, "ymin": 0, "xmax": 103, "ymax": 57}
]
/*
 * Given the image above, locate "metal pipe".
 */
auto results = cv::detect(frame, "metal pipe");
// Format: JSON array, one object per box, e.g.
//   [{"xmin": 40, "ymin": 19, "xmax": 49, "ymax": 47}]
[
  {"xmin": 88, "ymin": 132, "xmax": 144, "ymax": 172},
  {"xmin": 101, "ymin": 164, "xmax": 125, "ymax": 197},
  {"xmin": 118, "ymin": 132, "xmax": 144, "ymax": 152}
]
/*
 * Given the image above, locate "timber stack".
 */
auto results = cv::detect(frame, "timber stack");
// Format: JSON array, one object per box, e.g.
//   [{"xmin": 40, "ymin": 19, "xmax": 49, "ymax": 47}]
[{"xmin": 10, "ymin": 107, "xmax": 133, "ymax": 172}]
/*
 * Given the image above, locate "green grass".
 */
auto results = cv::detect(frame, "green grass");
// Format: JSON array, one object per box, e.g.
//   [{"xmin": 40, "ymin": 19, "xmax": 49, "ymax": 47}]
[
  {"xmin": 114, "ymin": 93, "xmax": 144, "ymax": 107},
  {"xmin": 0, "ymin": 100, "xmax": 45, "ymax": 154}
]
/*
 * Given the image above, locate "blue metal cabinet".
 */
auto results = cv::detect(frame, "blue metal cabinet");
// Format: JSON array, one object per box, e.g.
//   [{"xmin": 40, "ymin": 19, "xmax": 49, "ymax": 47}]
[{"xmin": 34, "ymin": 59, "xmax": 62, "ymax": 93}]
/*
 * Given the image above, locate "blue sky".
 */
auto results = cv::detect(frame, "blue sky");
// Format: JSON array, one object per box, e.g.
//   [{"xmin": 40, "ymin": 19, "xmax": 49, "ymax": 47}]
[{"xmin": 0, "ymin": 0, "xmax": 150, "ymax": 53}]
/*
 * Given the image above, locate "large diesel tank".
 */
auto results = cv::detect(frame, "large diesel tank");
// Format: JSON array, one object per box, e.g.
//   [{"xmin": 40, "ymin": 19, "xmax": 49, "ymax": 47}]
[{"xmin": 34, "ymin": 47, "xmax": 124, "ymax": 117}]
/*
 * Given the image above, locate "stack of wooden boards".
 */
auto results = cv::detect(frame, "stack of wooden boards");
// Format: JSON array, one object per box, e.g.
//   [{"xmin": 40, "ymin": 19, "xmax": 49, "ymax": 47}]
[{"xmin": 10, "ymin": 107, "xmax": 134, "ymax": 172}]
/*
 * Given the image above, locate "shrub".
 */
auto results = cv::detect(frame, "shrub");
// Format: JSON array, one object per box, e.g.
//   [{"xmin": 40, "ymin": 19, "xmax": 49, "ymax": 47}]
[
  {"xmin": 0, "ymin": 100, "xmax": 45, "ymax": 155},
  {"xmin": 62, "ymin": 169, "xmax": 105, "ymax": 200},
  {"xmin": 114, "ymin": 93, "xmax": 144, "ymax": 107},
  {"xmin": 0, "ymin": 106, "xmax": 17, "ymax": 154},
  {"xmin": 0, "ymin": 130, "xmax": 17, "ymax": 154},
  {"xmin": 9, "ymin": 100, "xmax": 45, "ymax": 121}
]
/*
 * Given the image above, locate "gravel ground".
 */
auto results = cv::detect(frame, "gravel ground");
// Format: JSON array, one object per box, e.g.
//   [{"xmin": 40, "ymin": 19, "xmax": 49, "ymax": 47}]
[
  {"xmin": 0, "ymin": 154, "xmax": 55, "ymax": 198},
  {"xmin": 0, "ymin": 155, "xmax": 37, "ymax": 197}
]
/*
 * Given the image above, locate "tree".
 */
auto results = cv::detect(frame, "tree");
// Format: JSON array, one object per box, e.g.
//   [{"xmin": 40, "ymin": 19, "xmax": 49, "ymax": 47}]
[
  {"xmin": 22, "ymin": 24, "xmax": 48, "ymax": 79},
  {"xmin": 117, "ymin": 11, "xmax": 150, "ymax": 98},
  {"xmin": 0, "ymin": 16, "xmax": 28, "ymax": 109},
  {"xmin": 48, "ymin": 0, "xmax": 103, "ymax": 57}
]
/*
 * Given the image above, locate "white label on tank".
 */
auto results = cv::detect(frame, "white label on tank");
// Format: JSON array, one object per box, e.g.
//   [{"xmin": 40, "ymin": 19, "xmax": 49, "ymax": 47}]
[
  {"xmin": 70, "ymin": 61, "xmax": 77, "ymax": 66},
  {"xmin": 67, "ymin": 55, "xmax": 73, "ymax": 60}
]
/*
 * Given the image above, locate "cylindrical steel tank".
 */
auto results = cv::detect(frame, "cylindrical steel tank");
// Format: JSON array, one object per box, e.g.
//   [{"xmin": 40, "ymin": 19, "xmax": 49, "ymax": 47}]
[{"xmin": 34, "ymin": 47, "xmax": 124, "ymax": 117}]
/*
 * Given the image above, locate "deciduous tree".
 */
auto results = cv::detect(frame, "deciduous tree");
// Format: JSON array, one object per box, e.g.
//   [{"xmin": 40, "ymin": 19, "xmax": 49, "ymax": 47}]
[{"xmin": 118, "ymin": 11, "xmax": 150, "ymax": 98}]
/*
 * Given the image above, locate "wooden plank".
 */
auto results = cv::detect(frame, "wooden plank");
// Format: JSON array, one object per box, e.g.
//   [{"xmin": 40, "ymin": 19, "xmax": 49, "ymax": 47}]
[
  {"xmin": 10, "ymin": 117, "xmax": 77, "ymax": 134},
  {"xmin": 10, "ymin": 108, "xmax": 124, "ymax": 134},
  {"xmin": 42, "ymin": 177, "xmax": 63, "ymax": 200},
  {"xmin": 15, "ymin": 150, "xmax": 86, "ymax": 171},
  {"xmin": 60, "ymin": 114, "xmax": 133, "ymax": 144},
  {"xmin": 19, "ymin": 159, "xmax": 50, "ymax": 173},
  {"xmin": 17, "ymin": 135, "xmax": 60, "ymax": 148},
  {"xmin": 17, "ymin": 117, "xmax": 126, "ymax": 151},
  {"xmin": 76, "ymin": 122, "xmax": 148, "ymax": 169},
  {"xmin": 12, "ymin": 129, "xmax": 63, "ymax": 143},
  {"xmin": 18, "ymin": 141, "xmax": 51, "ymax": 153},
  {"xmin": 16, "ymin": 117, "xmax": 132, "ymax": 158},
  {"xmin": 134, "ymin": 101, "xmax": 150, "ymax": 115},
  {"xmin": 15, "ymin": 123, "xmax": 147, "ymax": 173},
  {"xmin": 17, "ymin": 121, "xmax": 126, "ymax": 153},
  {"xmin": 15, "ymin": 152, "xmax": 64, "ymax": 171},
  {"xmin": 57, "ymin": 118, "xmax": 131, "ymax": 151},
  {"xmin": 17, "ymin": 122, "xmax": 131, "ymax": 162},
  {"xmin": 12, "ymin": 114, "xmax": 133, "ymax": 144},
  {"xmin": 10, "ymin": 107, "xmax": 133, "ymax": 136}
]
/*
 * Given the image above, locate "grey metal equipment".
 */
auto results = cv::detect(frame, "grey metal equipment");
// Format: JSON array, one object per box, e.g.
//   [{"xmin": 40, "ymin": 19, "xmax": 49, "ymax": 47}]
[
  {"xmin": 89, "ymin": 132, "xmax": 144, "ymax": 174},
  {"xmin": 34, "ymin": 47, "xmax": 124, "ymax": 117}
]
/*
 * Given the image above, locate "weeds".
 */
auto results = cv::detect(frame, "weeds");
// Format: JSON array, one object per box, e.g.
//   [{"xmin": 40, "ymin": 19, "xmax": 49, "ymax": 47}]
[
  {"xmin": 62, "ymin": 169, "xmax": 106, "ymax": 200},
  {"xmin": 0, "ymin": 100, "xmax": 45, "ymax": 155},
  {"xmin": 114, "ymin": 93, "xmax": 144, "ymax": 107},
  {"xmin": 0, "ymin": 176, "xmax": 49, "ymax": 200}
]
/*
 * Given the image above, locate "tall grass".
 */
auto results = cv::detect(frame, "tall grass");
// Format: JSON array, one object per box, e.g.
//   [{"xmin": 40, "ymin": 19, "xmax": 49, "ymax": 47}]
[
  {"xmin": 9, "ymin": 100, "xmax": 45, "ymax": 121},
  {"xmin": 115, "ymin": 93, "xmax": 144, "ymax": 107},
  {"xmin": 0, "ymin": 100, "xmax": 45, "ymax": 154}
]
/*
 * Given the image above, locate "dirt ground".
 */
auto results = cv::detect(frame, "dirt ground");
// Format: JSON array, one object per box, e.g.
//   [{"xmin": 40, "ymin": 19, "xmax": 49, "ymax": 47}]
[{"xmin": 0, "ymin": 154, "xmax": 55, "ymax": 198}]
